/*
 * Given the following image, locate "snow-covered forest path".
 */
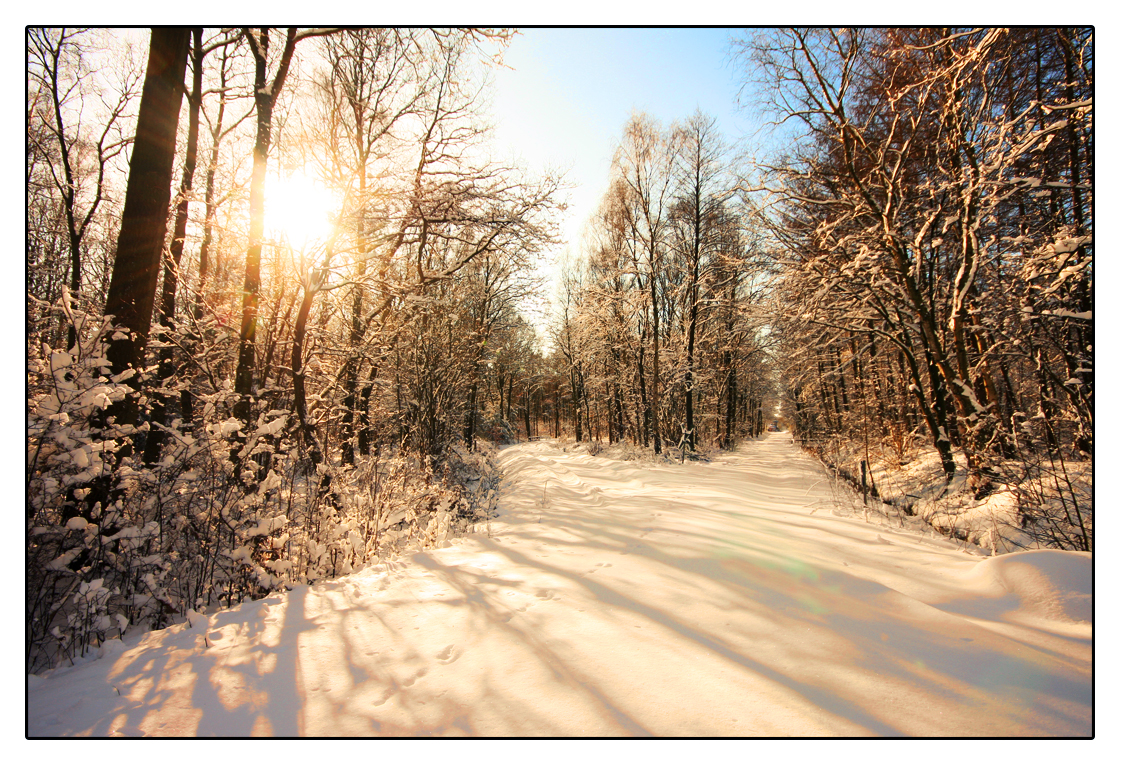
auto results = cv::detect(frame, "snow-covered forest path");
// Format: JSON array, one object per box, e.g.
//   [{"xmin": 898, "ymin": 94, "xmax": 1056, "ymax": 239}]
[{"xmin": 28, "ymin": 434, "xmax": 1092, "ymax": 737}]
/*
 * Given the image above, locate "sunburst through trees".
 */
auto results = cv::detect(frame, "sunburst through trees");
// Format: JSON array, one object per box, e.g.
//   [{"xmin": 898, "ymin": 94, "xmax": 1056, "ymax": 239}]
[{"xmin": 26, "ymin": 28, "xmax": 1091, "ymax": 675}]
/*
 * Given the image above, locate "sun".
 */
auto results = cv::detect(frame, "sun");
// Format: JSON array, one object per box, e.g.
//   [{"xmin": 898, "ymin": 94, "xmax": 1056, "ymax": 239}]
[{"xmin": 266, "ymin": 170, "xmax": 337, "ymax": 248}]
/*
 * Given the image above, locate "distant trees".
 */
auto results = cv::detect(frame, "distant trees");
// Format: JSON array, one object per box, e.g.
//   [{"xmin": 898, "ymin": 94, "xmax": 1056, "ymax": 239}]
[
  {"xmin": 739, "ymin": 27, "xmax": 1092, "ymax": 549},
  {"xmin": 549, "ymin": 111, "xmax": 773, "ymax": 454},
  {"xmin": 671, "ymin": 112, "xmax": 730, "ymax": 451}
]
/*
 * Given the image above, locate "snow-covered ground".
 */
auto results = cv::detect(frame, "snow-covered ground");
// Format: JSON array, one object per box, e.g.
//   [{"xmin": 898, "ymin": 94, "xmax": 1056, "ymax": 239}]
[{"xmin": 26, "ymin": 433, "xmax": 1092, "ymax": 737}]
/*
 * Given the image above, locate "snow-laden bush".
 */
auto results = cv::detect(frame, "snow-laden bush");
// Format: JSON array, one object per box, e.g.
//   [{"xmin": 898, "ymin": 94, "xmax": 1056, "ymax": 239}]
[
  {"xmin": 26, "ymin": 300, "xmax": 501, "ymax": 673},
  {"xmin": 27, "ymin": 295, "xmax": 138, "ymax": 671},
  {"xmin": 796, "ymin": 426, "xmax": 1090, "ymax": 554}
]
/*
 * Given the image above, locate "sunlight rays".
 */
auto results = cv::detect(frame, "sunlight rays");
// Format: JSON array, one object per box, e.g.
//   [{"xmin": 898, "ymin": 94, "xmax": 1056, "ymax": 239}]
[{"xmin": 265, "ymin": 169, "xmax": 339, "ymax": 249}]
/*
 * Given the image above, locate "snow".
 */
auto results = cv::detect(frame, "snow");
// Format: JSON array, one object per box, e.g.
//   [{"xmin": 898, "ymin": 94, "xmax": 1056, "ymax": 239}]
[
  {"xmin": 218, "ymin": 417, "xmax": 243, "ymax": 437},
  {"xmin": 25, "ymin": 434, "xmax": 1092, "ymax": 737},
  {"xmin": 1044, "ymin": 309, "xmax": 1093, "ymax": 322}
]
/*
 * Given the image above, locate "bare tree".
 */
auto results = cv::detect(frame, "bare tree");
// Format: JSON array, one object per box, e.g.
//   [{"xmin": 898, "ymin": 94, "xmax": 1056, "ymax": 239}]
[
  {"xmin": 28, "ymin": 28, "xmax": 141, "ymax": 348},
  {"xmin": 233, "ymin": 27, "xmax": 339, "ymax": 424},
  {"xmin": 613, "ymin": 113, "xmax": 679, "ymax": 453},
  {"xmin": 101, "ymin": 28, "xmax": 191, "ymax": 413},
  {"xmin": 669, "ymin": 110, "xmax": 728, "ymax": 451}
]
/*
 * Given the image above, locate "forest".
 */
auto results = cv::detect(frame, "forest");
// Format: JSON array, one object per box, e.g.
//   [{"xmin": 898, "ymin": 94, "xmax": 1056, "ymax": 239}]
[{"xmin": 26, "ymin": 28, "xmax": 1092, "ymax": 674}]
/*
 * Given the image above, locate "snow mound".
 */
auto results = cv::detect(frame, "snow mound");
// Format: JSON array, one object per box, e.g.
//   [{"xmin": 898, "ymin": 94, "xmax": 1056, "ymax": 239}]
[
  {"xmin": 950, "ymin": 549, "xmax": 1092, "ymax": 628},
  {"xmin": 979, "ymin": 549, "xmax": 1092, "ymax": 624}
]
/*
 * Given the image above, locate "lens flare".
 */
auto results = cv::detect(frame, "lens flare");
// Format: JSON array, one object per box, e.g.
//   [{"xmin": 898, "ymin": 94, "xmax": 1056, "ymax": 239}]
[{"xmin": 266, "ymin": 170, "xmax": 336, "ymax": 247}]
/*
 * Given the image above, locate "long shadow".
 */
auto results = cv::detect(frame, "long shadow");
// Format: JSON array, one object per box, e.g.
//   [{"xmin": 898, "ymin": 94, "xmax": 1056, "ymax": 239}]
[
  {"xmin": 472, "ymin": 534, "xmax": 908, "ymax": 736},
  {"xmin": 65, "ymin": 592, "xmax": 283, "ymax": 735},
  {"xmin": 407, "ymin": 550, "xmax": 653, "ymax": 735},
  {"xmin": 251, "ymin": 585, "xmax": 315, "ymax": 736},
  {"xmin": 606, "ymin": 510, "xmax": 1090, "ymax": 704},
  {"xmin": 474, "ymin": 475, "xmax": 1093, "ymax": 734},
  {"xmin": 96, "ymin": 588, "xmax": 320, "ymax": 736}
]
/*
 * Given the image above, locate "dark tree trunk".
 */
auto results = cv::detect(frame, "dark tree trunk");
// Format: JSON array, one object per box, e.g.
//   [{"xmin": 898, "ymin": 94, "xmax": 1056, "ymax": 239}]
[
  {"xmin": 900, "ymin": 337, "xmax": 957, "ymax": 481},
  {"xmin": 357, "ymin": 379, "xmax": 375, "ymax": 456},
  {"xmin": 290, "ymin": 273, "xmax": 338, "ymax": 505},
  {"xmin": 144, "ymin": 27, "xmax": 203, "ymax": 465},
  {"xmin": 292, "ymin": 278, "xmax": 323, "ymax": 465},
  {"xmin": 103, "ymin": 27, "xmax": 191, "ymax": 418},
  {"xmin": 571, "ymin": 368, "xmax": 583, "ymax": 442},
  {"xmin": 649, "ymin": 256, "xmax": 662, "ymax": 454},
  {"xmin": 66, "ymin": 27, "xmax": 188, "ymax": 528},
  {"xmin": 684, "ymin": 209, "xmax": 701, "ymax": 452},
  {"xmin": 523, "ymin": 387, "xmax": 532, "ymax": 439},
  {"xmin": 233, "ymin": 48, "xmax": 272, "ymax": 422},
  {"xmin": 723, "ymin": 357, "xmax": 736, "ymax": 449},
  {"xmin": 234, "ymin": 28, "xmax": 301, "ymax": 423},
  {"xmin": 636, "ymin": 341, "xmax": 650, "ymax": 446},
  {"xmin": 464, "ymin": 379, "xmax": 479, "ymax": 450},
  {"xmin": 553, "ymin": 383, "xmax": 560, "ymax": 439}
]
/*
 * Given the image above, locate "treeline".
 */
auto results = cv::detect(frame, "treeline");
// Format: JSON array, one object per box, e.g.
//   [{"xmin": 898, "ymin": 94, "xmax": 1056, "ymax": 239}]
[
  {"xmin": 26, "ymin": 28, "xmax": 563, "ymax": 671},
  {"xmin": 739, "ymin": 28, "xmax": 1092, "ymax": 550},
  {"xmin": 547, "ymin": 112, "xmax": 774, "ymax": 454}
]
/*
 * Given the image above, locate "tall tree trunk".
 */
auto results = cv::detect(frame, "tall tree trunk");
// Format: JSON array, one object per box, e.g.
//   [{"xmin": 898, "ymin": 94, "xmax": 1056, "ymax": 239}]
[
  {"xmin": 291, "ymin": 271, "xmax": 339, "ymax": 505},
  {"xmin": 464, "ymin": 378, "xmax": 479, "ymax": 450},
  {"xmin": 684, "ymin": 279, "xmax": 698, "ymax": 452},
  {"xmin": 68, "ymin": 27, "xmax": 188, "ymax": 527},
  {"xmin": 144, "ymin": 27, "xmax": 203, "ymax": 465},
  {"xmin": 234, "ymin": 27, "xmax": 301, "ymax": 423},
  {"xmin": 570, "ymin": 367, "xmax": 583, "ymax": 442},
  {"xmin": 553, "ymin": 383, "xmax": 560, "ymax": 439},
  {"xmin": 898, "ymin": 328, "xmax": 956, "ymax": 481},
  {"xmin": 192, "ymin": 50, "xmax": 230, "ymax": 324},
  {"xmin": 649, "ymin": 249, "xmax": 662, "ymax": 453},
  {"xmin": 723, "ymin": 359, "xmax": 736, "ymax": 449},
  {"xmin": 233, "ymin": 37, "xmax": 273, "ymax": 422},
  {"xmin": 103, "ymin": 27, "xmax": 191, "ymax": 420},
  {"xmin": 635, "ymin": 334, "xmax": 650, "ymax": 446}
]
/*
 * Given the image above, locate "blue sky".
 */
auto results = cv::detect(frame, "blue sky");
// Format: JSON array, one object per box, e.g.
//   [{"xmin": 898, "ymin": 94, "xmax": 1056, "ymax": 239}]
[{"xmin": 489, "ymin": 28, "xmax": 761, "ymax": 258}]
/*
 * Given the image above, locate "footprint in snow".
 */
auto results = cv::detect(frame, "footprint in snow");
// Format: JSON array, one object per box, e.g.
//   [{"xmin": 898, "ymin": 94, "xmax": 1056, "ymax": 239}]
[
  {"xmin": 372, "ymin": 689, "xmax": 396, "ymax": 706},
  {"xmin": 402, "ymin": 668, "xmax": 428, "ymax": 687}
]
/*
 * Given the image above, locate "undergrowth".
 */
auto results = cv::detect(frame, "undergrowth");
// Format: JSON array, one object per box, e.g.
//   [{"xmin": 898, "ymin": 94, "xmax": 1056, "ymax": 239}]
[
  {"xmin": 26, "ymin": 302, "xmax": 500, "ymax": 674},
  {"xmin": 797, "ymin": 431, "xmax": 1091, "ymax": 555}
]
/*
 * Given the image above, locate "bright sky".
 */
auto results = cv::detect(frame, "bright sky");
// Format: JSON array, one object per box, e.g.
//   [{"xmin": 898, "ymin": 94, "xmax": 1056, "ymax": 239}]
[{"xmin": 489, "ymin": 28, "xmax": 761, "ymax": 265}]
